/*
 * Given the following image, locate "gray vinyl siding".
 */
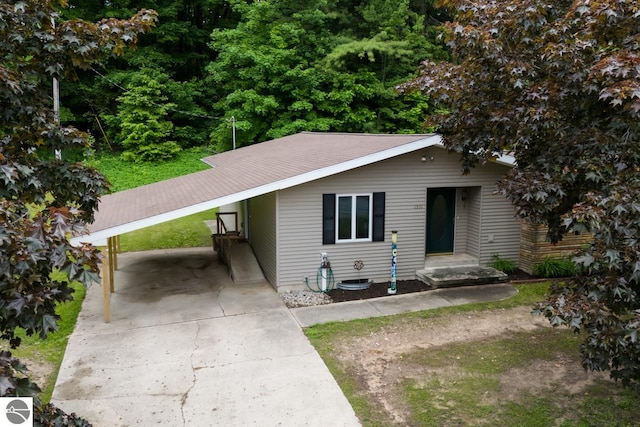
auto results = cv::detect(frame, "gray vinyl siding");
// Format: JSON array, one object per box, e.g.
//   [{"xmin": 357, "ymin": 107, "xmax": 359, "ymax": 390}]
[
  {"xmin": 275, "ymin": 147, "xmax": 521, "ymax": 291},
  {"xmin": 477, "ymin": 188, "xmax": 521, "ymax": 265},
  {"xmin": 466, "ymin": 187, "xmax": 482, "ymax": 258},
  {"xmin": 454, "ymin": 188, "xmax": 469, "ymax": 253},
  {"xmin": 247, "ymin": 192, "xmax": 278, "ymax": 286}
]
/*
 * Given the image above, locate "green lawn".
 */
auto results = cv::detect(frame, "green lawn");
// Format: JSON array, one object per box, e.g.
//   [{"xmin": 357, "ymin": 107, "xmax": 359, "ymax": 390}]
[
  {"xmin": 118, "ymin": 209, "xmax": 217, "ymax": 252},
  {"xmin": 3, "ymin": 280, "xmax": 86, "ymax": 403},
  {"xmin": 86, "ymin": 146, "xmax": 215, "ymax": 192}
]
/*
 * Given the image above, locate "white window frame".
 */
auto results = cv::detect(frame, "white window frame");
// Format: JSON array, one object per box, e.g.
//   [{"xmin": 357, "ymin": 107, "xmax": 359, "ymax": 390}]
[{"xmin": 335, "ymin": 193, "xmax": 373, "ymax": 242}]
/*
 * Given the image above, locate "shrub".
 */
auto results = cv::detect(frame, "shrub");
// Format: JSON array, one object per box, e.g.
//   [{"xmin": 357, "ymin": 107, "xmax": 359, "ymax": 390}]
[
  {"xmin": 490, "ymin": 254, "xmax": 517, "ymax": 274},
  {"xmin": 532, "ymin": 257, "xmax": 576, "ymax": 278}
]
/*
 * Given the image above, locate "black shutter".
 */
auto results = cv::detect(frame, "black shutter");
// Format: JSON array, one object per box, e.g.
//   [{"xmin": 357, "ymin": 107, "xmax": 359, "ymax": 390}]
[
  {"xmin": 322, "ymin": 194, "xmax": 336, "ymax": 245},
  {"xmin": 372, "ymin": 192, "xmax": 385, "ymax": 242}
]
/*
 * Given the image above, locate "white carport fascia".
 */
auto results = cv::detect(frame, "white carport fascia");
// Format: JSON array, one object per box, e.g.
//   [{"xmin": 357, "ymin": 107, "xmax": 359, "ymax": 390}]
[
  {"xmin": 72, "ymin": 134, "xmax": 445, "ymax": 247},
  {"xmin": 71, "ymin": 191, "xmax": 258, "ymax": 247}
]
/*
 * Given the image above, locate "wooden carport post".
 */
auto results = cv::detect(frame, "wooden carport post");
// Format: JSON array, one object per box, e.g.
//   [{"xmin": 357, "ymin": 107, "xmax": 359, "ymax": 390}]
[
  {"xmin": 114, "ymin": 235, "xmax": 120, "ymax": 270},
  {"xmin": 101, "ymin": 236, "xmax": 117, "ymax": 323},
  {"xmin": 108, "ymin": 236, "xmax": 116, "ymax": 292}
]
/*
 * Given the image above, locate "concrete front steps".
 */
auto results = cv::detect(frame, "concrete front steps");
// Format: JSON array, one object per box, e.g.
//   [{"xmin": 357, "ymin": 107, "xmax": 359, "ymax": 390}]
[{"xmin": 416, "ymin": 254, "xmax": 508, "ymax": 288}]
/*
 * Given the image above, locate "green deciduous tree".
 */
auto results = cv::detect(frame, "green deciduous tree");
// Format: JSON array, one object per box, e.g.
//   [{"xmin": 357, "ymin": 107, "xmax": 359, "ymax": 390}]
[
  {"xmin": 403, "ymin": 0, "xmax": 640, "ymax": 389},
  {"xmin": 207, "ymin": 0, "xmax": 447, "ymax": 149},
  {"xmin": 0, "ymin": 0, "xmax": 156, "ymax": 421}
]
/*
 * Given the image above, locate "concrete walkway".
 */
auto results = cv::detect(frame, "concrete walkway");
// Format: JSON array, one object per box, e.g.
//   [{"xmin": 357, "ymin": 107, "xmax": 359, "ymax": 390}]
[
  {"xmin": 52, "ymin": 248, "xmax": 517, "ymax": 427},
  {"xmin": 290, "ymin": 282, "xmax": 517, "ymax": 328}
]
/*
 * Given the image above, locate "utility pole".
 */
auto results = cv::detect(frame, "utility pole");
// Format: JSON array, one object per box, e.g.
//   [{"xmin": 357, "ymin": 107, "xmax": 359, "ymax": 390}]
[
  {"xmin": 52, "ymin": 15, "xmax": 61, "ymax": 160},
  {"xmin": 231, "ymin": 116, "xmax": 236, "ymax": 150}
]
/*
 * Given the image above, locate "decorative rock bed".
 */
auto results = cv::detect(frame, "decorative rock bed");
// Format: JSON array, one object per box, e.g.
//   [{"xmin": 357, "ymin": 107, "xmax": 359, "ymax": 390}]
[{"xmin": 280, "ymin": 290, "xmax": 332, "ymax": 308}]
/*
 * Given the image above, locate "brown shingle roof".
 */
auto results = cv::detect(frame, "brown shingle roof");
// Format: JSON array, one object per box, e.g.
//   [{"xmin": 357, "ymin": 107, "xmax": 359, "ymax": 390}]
[{"xmin": 76, "ymin": 132, "xmax": 440, "ymax": 245}]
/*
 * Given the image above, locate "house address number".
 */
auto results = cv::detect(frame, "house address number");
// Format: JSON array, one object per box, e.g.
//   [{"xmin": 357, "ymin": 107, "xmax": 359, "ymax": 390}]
[{"xmin": 414, "ymin": 204, "xmax": 425, "ymax": 209}]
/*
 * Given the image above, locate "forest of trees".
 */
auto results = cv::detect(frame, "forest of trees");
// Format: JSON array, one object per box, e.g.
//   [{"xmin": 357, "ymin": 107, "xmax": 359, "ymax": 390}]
[{"xmin": 59, "ymin": 0, "xmax": 449, "ymax": 160}]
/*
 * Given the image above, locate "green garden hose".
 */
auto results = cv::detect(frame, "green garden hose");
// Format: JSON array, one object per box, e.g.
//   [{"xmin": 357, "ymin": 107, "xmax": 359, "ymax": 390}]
[{"xmin": 305, "ymin": 266, "xmax": 335, "ymax": 293}]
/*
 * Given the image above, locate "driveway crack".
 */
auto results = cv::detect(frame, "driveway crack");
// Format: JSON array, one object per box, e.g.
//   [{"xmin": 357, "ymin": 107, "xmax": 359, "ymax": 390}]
[
  {"xmin": 216, "ymin": 284, "xmax": 226, "ymax": 316},
  {"xmin": 181, "ymin": 320, "xmax": 201, "ymax": 426}
]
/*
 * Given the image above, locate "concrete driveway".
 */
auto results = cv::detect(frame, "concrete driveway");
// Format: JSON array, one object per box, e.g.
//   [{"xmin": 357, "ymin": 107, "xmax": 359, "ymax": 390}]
[{"xmin": 52, "ymin": 248, "xmax": 360, "ymax": 427}]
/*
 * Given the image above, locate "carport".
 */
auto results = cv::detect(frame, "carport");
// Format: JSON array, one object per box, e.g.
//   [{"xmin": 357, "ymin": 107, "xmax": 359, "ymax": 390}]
[{"xmin": 74, "ymin": 132, "xmax": 443, "ymax": 322}]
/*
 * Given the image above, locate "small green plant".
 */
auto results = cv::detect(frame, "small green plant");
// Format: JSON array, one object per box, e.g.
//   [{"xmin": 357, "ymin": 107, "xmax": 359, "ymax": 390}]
[
  {"xmin": 490, "ymin": 254, "xmax": 517, "ymax": 274},
  {"xmin": 532, "ymin": 256, "xmax": 576, "ymax": 278}
]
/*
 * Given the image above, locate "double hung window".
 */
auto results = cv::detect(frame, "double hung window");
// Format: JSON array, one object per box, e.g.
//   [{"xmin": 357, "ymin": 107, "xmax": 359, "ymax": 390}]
[
  {"xmin": 337, "ymin": 194, "xmax": 372, "ymax": 241},
  {"xmin": 322, "ymin": 192, "xmax": 385, "ymax": 244}
]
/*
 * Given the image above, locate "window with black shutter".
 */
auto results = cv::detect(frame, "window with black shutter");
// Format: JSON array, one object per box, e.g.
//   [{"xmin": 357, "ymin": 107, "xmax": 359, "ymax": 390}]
[{"xmin": 322, "ymin": 192, "xmax": 385, "ymax": 244}]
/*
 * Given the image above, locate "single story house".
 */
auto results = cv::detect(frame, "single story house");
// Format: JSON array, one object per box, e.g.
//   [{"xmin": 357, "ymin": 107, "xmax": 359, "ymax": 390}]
[
  {"xmin": 240, "ymin": 137, "xmax": 520, "ymax": 292},
  {"xmin": 74, "ymin": 132, "xmax": 522, "ymax": 320}
]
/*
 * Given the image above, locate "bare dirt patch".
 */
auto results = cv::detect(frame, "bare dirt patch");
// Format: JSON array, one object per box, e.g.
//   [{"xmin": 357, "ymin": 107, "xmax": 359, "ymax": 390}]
[
  {"xmin": 330, "ymin": 306, "xmax": 609, "ymax": 425},
  {"xmin": 22, "ymin": 357, "xmax": 56, "ymax": 393}
]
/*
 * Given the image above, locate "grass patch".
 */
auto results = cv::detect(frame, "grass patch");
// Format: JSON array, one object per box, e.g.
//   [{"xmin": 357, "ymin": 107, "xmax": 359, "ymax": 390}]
[
  {"xmin": 405, "ymin": 376, "xmax": 504, "ymax": 426},
  {"xmin": 305, "ymin": 283, "xmax": 551, "ymax": 426},
  {"xmin": 404, "ymin": 371, "xmax": 640, "ymax": 427},
  {"xmin": 404, "ymin": 328, "xmax": 582, "ymax": 374},
  {"xmin": 86, "ymin": 146, "xmax": 214, "ymax": 192},
  {"xmin": 306, "ymin": 282, "xmax": 551, "ymax": 343},
  {"xmin": 491, "ymin": 395, "xmax": 559, "ymax": 426},
  {"xmin": 2, "ymin": 281, "xmax": 86, "ymax": 403},
  {"xmin": 306, "ymin": 282, "xmax": 640, "ymax": 426},
  {"xmin": 567, "ymin": 382, "xmax": 640, "ymax": 426},
  {"xmin": 118, "ymin": 209, "xmax": 217, "ymax": 252},
  {"xmin": 400, "ymin": 329, "xmax": 585, "ymax": 425}
]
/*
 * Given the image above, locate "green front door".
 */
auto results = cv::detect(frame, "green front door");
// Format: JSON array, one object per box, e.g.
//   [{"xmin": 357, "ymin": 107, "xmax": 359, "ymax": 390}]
[{"xmin": 426, "ymin": 188, "xmax": 456, "ymax": 254}]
